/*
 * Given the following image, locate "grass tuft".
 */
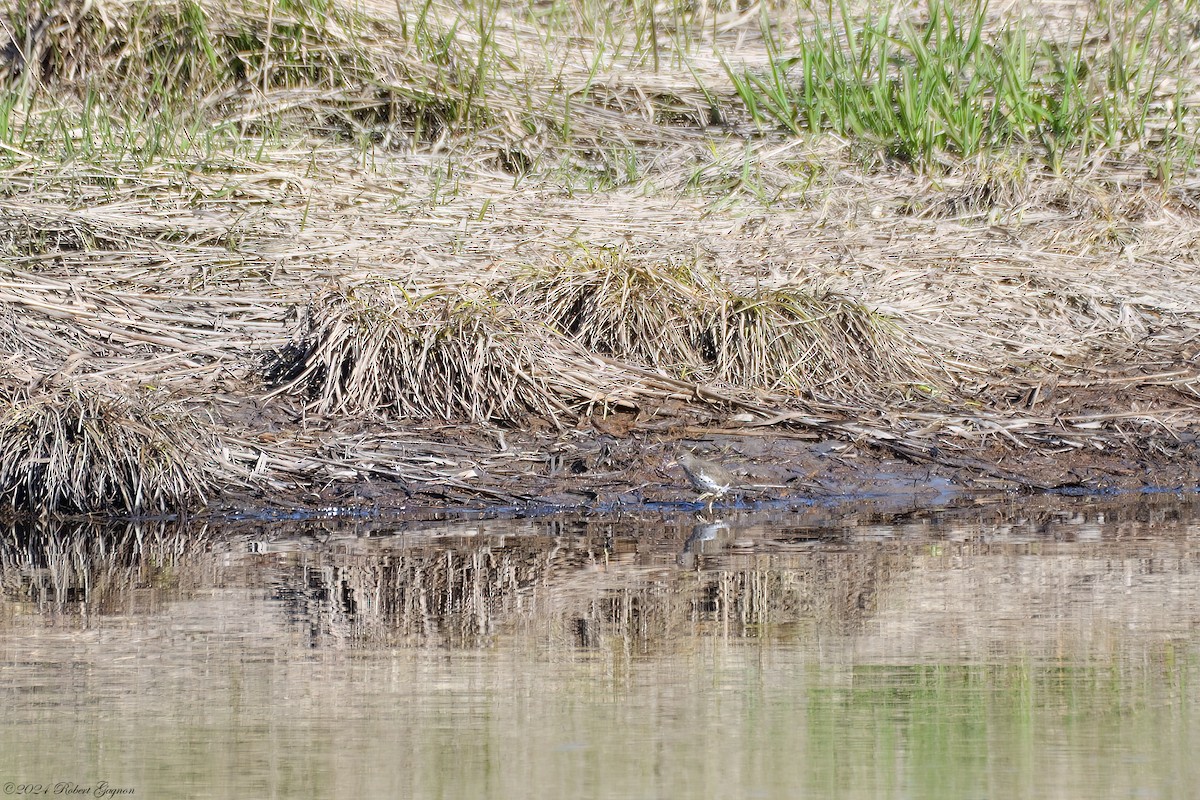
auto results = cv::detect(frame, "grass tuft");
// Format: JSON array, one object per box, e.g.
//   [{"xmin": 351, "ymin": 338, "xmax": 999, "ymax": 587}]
[
  {"xmin": 515, "ymin": 248, "xmax": 932, "ymax": 397},
  {"xmin": 271, "ymin": 286, "xmax": 567, "ymax": 424},
  {"xmin": 513, "ymin": 247, "xmax": 721, "ymax": 378},
  {"xmin": 715, "ymin": 288, "xmax": 929, "ymax": 397},
  {"xmin": 0, "ymin": 383, "xmax": 219, "ymax": 515}
]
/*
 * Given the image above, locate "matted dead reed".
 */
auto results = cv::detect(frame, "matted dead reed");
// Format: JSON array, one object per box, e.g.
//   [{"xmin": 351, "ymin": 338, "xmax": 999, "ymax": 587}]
[
  {"xmin": 272, "ymin": 287, "xmax": 569, "ymax": 424},
  {"xmin": 513, "ymin": 249, "xmax": 722, "ymax": 378},
  {"xmin": 0, "ymin": 383, "xmax": 221, "ymax": 515},
  {"xmin": 512, "ymin": 250, "xmax": 931, "ymax": 397},
  {"xmin": 715, "ymin": 288, "xmax": 930, "ymax": 397},
  {"xmin": 2, "ymin": 0, "xmax": 1198, "ymax": 508},
  {"xmin": 0, "ymin": 208, "xmax": 123, "ymax": 257},
  {"xmin": 2, "ymin": 0, "xmax": 482, "ymax": 144}
]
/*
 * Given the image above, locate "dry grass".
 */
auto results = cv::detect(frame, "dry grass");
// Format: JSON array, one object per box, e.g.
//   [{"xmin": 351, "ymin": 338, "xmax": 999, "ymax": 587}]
[
  {"xmin": 513, "ymin": 249, "xmax": 932, "ymax": 397},
  {"xmin": 0, "ymin": 383, "xmax": 222, "ymax": 515},
  {"xmin": 2, "ymin": 0, "xmax": 480, "ymax": 143},
  {"xmin": 715, "ymin": 288, "xmax": 931, "ymax": 398},
  {"xmin": 271, "ymin": 286, "xmax": 570, "ymax": 424},
  {"xmin": 513, "ymin": 248, "xmax": 721, "ymax": 378},
  {"xmin": 0, "ymin": 0, "xmax": 1198, "ymax": 514}
]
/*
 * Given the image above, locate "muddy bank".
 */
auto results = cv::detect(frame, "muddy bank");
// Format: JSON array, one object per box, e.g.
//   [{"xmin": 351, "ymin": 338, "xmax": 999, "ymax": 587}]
[
  {"xmin": 202, "ymin": 392, "xmax": 1200, "ymax": 523},
  {"xmin": 4, "ymin": 0, "xmax": 1200, "ymax": 520},
  {"xmin": 4, "ymin": 193, "xmax": 1200, "ymax": 521}
]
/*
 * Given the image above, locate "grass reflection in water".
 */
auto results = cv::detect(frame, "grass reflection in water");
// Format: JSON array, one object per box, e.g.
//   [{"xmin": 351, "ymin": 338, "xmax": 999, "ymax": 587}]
[{"xmin": 1, "ymin": 496, "xmax": 1198, "ymax": 799}]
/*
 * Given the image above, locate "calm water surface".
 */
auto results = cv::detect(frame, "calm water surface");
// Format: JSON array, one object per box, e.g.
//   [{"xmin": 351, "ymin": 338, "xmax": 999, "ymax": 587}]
[{"xmin": 2, "ymin": 494, "xmax": 1199, "ymax": 799}]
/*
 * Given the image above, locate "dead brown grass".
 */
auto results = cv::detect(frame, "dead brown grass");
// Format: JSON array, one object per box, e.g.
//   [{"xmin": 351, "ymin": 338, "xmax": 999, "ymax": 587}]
[
  {"xmin": 0, "ymin": 0, "xmax": 1198, "ymax": 513},
  {"xmin": 0, "ymin": 382, "xmax": 222, "ymax": 515},
  {"xmin": 512, "ymin": 249, "xmax": 933, "ymax": 398},
  {"xmin": 2, "ymin": 0, "xmax": 479, "ymax": 143},
  {"xmin": 271, "ymin": 286, "xmax": 571, "ymax": 424},
  {"xmin": 512, "ymin": 248, "xmax": 720, "ymax": 378},
  {"xmin": 715, "ymin": 288, "xmax": 930, "ymax": 398}
]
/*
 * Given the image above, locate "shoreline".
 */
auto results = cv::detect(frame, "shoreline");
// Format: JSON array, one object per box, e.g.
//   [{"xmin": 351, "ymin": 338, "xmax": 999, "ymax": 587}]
[
  {"xmin": 3, "ymin": 0, "xmax": 1200, "ymax": 520},
  {"xmin": 33, "ymin": 422, "xmax": 1197, "ymax": 525}
]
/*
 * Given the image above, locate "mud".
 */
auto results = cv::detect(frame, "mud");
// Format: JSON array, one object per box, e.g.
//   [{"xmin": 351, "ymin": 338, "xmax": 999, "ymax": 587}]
[{"xmin": 206, "ymin": 398, "xmax": 1200, "ymax": 524}]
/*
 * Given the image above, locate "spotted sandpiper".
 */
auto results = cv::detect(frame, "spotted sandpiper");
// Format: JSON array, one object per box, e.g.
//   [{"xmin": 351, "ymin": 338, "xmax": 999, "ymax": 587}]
[{"xmin": 678, "ymin": 451, "xmax": 738, "ymax": 511}]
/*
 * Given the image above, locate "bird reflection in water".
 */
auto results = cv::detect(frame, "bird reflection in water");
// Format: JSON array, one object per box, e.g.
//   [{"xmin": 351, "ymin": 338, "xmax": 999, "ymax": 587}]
[{"xmin": 678, "ymin": 519, "xmax": 732, "ymax": 569}]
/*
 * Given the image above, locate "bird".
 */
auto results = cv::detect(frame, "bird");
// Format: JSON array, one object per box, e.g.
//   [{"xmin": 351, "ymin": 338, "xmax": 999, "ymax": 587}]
[
  {"xmin": 677, "ymin": 451, "xmax": 739, "ymax": 511},
  {"xmin": 678, "ymin": 519, "xmax": 732, "ymax": 569}
]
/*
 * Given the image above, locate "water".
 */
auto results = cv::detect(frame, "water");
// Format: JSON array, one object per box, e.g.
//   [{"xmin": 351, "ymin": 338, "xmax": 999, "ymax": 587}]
[{"xmin": 2, "ymin": 494, "xmax": 1199, "ymax": 799}]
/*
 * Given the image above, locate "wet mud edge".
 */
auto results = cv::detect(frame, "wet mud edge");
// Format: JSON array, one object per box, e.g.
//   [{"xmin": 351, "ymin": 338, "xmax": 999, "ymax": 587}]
[{"xmin": 207, "ymin": 416, "xmax": 1200, "ymax": 524}]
